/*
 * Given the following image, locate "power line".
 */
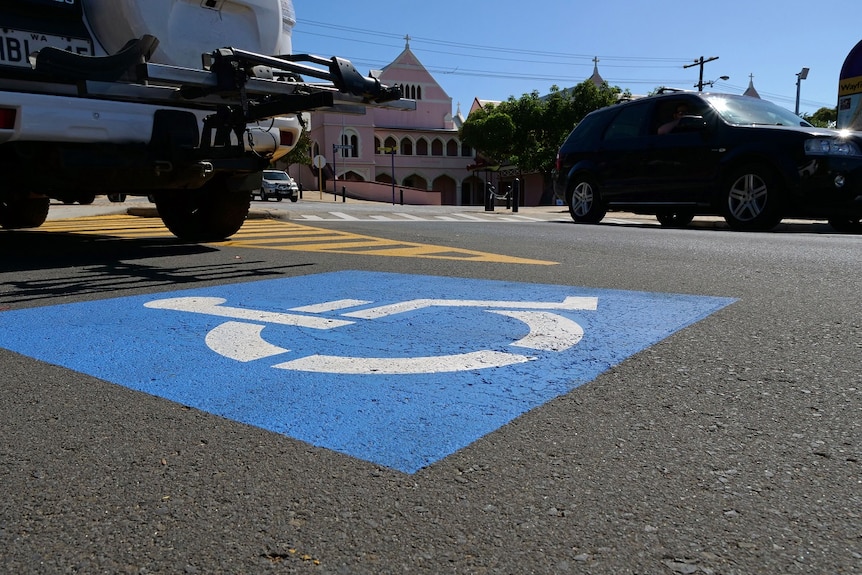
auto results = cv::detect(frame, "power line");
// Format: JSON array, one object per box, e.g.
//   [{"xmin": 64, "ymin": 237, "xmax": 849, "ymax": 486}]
[
  {"xmin": 297, "ymin": 30, "xmax": 687, "ymax": 71},
  {"xmin": 296, "ymin": 19, "xmax": 691, "ymax": 66},
  {"xmin": 294, "ymin": 19, "xmax": 836, "ymax": 111}
]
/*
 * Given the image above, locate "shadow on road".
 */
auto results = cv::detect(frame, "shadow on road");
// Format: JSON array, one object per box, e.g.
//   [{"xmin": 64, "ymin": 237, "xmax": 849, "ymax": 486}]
[{"xmin": 0, "ymin": 230, "xmax": 312, "ymax": 307}]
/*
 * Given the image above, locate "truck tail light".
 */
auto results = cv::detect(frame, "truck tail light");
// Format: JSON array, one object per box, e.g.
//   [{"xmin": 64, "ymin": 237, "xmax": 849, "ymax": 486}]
[
  {"xmin": 279, "ymin": 130, "xmax": 294, "ymax": 147},
  {"xmin": 0, "ymin": 107, "xmax": 16, "ymax": 129}
]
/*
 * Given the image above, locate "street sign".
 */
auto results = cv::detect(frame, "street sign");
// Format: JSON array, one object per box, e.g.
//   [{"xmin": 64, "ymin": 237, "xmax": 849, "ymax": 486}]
[
  {"xmin": 0, "ymin": 272, "xmax": 734, "ymax": 473},
  {"xmin": 312, "ymin": 154, "xmax": 326, "ymax": 169}
]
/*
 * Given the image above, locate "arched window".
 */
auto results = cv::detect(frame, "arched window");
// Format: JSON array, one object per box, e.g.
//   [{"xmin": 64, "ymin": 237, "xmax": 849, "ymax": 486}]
[
  {"xmin": 431, "ymin": 138, "xmax": 444, "ymax": 156},
  {"xmin": 340, "ymin": 130, "xmax": 359, "ymax": 158},
  {"xmin": 416, "ymin": 138, "xmax": 428, "ymax": 156},
  {"xmin": 397, "ymin": 83, "xmax": 423, "ymax": 100},
  {"xmin": 446, "ymin": 139, "xmax": 459, "ymax": 157},
  {"xmin": 400, "ymin": 137, "xmax": 413, "ymax": 156},
  {"xmin": 461, "ymin": 143, "xmax": 473, "ymax": 157}
]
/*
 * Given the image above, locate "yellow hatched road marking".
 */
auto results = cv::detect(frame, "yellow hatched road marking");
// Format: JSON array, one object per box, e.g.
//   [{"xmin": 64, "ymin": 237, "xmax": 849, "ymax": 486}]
[{"xmin": 37, "ymin": 215, "xmax": 557, "ymax": 265}]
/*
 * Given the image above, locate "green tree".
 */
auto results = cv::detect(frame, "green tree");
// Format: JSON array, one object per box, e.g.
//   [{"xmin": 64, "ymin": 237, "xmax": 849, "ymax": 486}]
[
  {"xmin": 276, "ymin": 128, "xmax": 313, "ymax": 169},
  {"xmin": 458, "ymin": 103, "xmax": 516, "ymax": 166},
  {"xmin": 459, "ymin": 80, "xmax": 623, "ymax": 199},
  {"xmin": 802, "ymin": 106, "xmax": 837, "ymax": 128}
]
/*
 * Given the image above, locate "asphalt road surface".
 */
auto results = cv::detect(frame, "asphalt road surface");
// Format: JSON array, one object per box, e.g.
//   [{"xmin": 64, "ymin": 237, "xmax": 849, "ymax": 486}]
[{"xmin": 1, "ymin": 197, "xmax": 860, "ymax": 574}]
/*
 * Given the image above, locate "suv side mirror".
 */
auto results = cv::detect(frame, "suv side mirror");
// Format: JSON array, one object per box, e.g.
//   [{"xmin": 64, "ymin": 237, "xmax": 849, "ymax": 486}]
[{"xmin": 676, "ymin": 115, "xmax": 708, "ymax": 132}]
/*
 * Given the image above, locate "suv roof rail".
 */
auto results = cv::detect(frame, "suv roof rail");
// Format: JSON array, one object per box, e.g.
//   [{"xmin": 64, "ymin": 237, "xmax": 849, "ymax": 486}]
[{"xmin": 656, "ymin": 86, "xmax": 695, "ymax": 94}]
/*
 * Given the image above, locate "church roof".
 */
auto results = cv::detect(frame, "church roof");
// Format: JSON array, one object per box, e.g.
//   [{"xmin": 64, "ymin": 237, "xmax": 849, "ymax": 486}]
[
  {"xmin": 743, "ymin": 74, "xmax": 761, "ymax": 99},
  {"xmin": 381, "ymin": 35, "xmax": 430, "ymax": 76},
  {"xmin": 589, "ymin": 57, "xmax": 604, "ymax": 87}
]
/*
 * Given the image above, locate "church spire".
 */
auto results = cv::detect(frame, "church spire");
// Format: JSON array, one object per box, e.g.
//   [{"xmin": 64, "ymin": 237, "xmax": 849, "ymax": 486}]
[
  {"xmin": 743, "ymin": 73, "xmax": 761, "ymax": 99},
  {"xmin": 589, "ymin": 56, "xmax": 605, "ymax": 87}
]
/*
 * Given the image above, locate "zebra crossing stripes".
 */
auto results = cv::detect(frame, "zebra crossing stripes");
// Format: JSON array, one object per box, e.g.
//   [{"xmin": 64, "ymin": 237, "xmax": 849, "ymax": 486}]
[{"xmin": 293, "ymin": 212, "xmax": 546, "ymax": 223}]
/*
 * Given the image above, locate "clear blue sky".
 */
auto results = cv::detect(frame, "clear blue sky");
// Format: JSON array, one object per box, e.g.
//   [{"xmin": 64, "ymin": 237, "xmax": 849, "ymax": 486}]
[{"xmin": 291, "ymin": 0, "xmax": 860, "ymax": 118}]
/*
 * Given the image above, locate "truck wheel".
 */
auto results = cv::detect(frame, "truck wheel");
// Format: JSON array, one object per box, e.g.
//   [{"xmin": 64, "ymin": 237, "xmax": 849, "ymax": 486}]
[
  {"xmin": 154, "ymin": 177, "xmax": 250, "ymax": 242},
  {"xmin": 0, "ymin": 197, "xmax": 50, "ymax": 229}
]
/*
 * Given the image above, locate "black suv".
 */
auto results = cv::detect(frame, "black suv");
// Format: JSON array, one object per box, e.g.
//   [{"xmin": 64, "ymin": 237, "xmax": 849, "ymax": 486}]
[{"xmin": 553, "ymin": 92, "xmax": 862, "ymax": 232}]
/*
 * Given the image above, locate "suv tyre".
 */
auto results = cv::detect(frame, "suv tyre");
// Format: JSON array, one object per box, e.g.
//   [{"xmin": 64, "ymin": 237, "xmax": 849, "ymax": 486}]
[
  {"xmin": 723, "ymin": 164, "xmax": 783, "ymax": 231},
  {"xmin": 656, "ymin": 210, "xmax": 695, "ymax": 228},
  {"xmin": 827, "ymin": 217, "xmax": 862, "ymax": 233},
  {"xmin": 568, "ymin": 176, "xmax": 607, "ymax": 224}
]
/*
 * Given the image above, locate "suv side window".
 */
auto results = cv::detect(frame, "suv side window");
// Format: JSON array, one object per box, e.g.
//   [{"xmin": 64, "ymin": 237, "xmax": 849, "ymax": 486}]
[
  {"xmin": 652, "ymin": 98, "xmax": 709, "ymax": 135},
  {"xmin": 603, "ymin": 103, "xmax": 650, "ymax": 140},
  {"xmin": 563, "ymin": 110, "xmax": 611, "ymax": 150}
]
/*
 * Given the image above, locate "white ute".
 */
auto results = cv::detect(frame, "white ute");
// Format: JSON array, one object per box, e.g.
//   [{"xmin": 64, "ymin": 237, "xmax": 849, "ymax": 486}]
[{"xmin": 0, "ymin": 0, "xmax": 411, "ymax": 241}]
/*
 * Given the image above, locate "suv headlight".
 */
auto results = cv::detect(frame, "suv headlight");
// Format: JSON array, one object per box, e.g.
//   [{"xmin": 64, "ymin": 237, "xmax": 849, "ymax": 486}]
[{"xmin": 804, "ymin": 138, "xmax": 862, "ymax": 156}]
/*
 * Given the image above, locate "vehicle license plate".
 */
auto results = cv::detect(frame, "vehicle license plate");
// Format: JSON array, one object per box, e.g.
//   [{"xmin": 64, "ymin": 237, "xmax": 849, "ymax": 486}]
[{"xmin": 0, "ymin": 29, "xmax": 92, "ymax": 68}]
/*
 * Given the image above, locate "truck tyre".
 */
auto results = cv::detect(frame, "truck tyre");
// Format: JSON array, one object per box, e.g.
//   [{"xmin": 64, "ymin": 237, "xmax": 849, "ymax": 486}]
[
  {"xmin": 154, "ymin": 177, "xmax": 250, "ymax": 242},
  {"xmin": 0, "ymin": 197, "xmax": 50, "ymax": 229}
]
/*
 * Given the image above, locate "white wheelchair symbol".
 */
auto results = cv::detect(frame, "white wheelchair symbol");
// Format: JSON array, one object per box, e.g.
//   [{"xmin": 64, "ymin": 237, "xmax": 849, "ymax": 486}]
[{"xmin": 144, "ymin": 295, "xmax": 598, "ymax": 375}]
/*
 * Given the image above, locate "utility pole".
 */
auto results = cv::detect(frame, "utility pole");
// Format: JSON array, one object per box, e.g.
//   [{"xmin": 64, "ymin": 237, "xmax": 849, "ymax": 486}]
[{"xmin": 685, "ymin": 56, "xmax": 719, "ymax": 91}]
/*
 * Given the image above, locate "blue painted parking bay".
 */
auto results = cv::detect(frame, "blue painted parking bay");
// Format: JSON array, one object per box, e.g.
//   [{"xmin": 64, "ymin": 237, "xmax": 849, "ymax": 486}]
[{"xmin": 0, "ymin": 272, "xmax": 734, "ymax": 473}]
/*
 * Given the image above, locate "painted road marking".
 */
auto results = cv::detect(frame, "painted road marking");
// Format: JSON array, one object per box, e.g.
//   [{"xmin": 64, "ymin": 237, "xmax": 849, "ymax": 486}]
[
  {"xmin": 342, "ymin": 296, "xmax": 598, "ymax": 319},
  {"xmin": 289, "ymin": 212, "xmax": 546, "ymax": 223},
  {"xmin": 143, "ymin": 294, "xmax": 597, "ymax": 372},
  {"xmin": 0, "ymin": 271, "xmax": 735, "ymax": 473},
  {"xmin": 144, "ymin": 296, "xmax": 354, "ymax": 329},
  {"xmin": 206, "ymin": 321, "xmax": 289, "ymax": 362},
  {"xmin": 33, "ymin": 215, "xmax": 556, "ymax": 265}
]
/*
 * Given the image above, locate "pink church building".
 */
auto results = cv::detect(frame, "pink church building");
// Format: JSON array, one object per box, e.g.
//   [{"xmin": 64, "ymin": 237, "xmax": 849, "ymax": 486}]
[{"xmin": 292, "ymin": 38, "xmax": 545, "ymax": 206}]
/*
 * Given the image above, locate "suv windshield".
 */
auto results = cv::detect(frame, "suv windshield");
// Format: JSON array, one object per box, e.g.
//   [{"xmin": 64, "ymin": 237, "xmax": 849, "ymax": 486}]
[
  {"xmin": 263, "ymin": 171, "xmax": 289, "ymax": 181},
  {"xmin": 704, "ymin": 95, "xmax": 811, "ymax": 127}
]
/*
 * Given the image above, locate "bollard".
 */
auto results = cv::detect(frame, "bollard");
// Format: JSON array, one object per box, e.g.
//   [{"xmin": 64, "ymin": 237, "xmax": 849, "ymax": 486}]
[
  {"xmin": 512, "ymin": 179, "xmax": 520, "ymax": 213},
  {"xmin": 485, "ymin": 185, "xmax": 494, "ymax": 212},
  {"xmin": 400, "ymin": 189, "xmax": 404, "ymax": 205},
  {"xmin": 341, "ymin": 185, "xmax": 346, "ymax": 203}
]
